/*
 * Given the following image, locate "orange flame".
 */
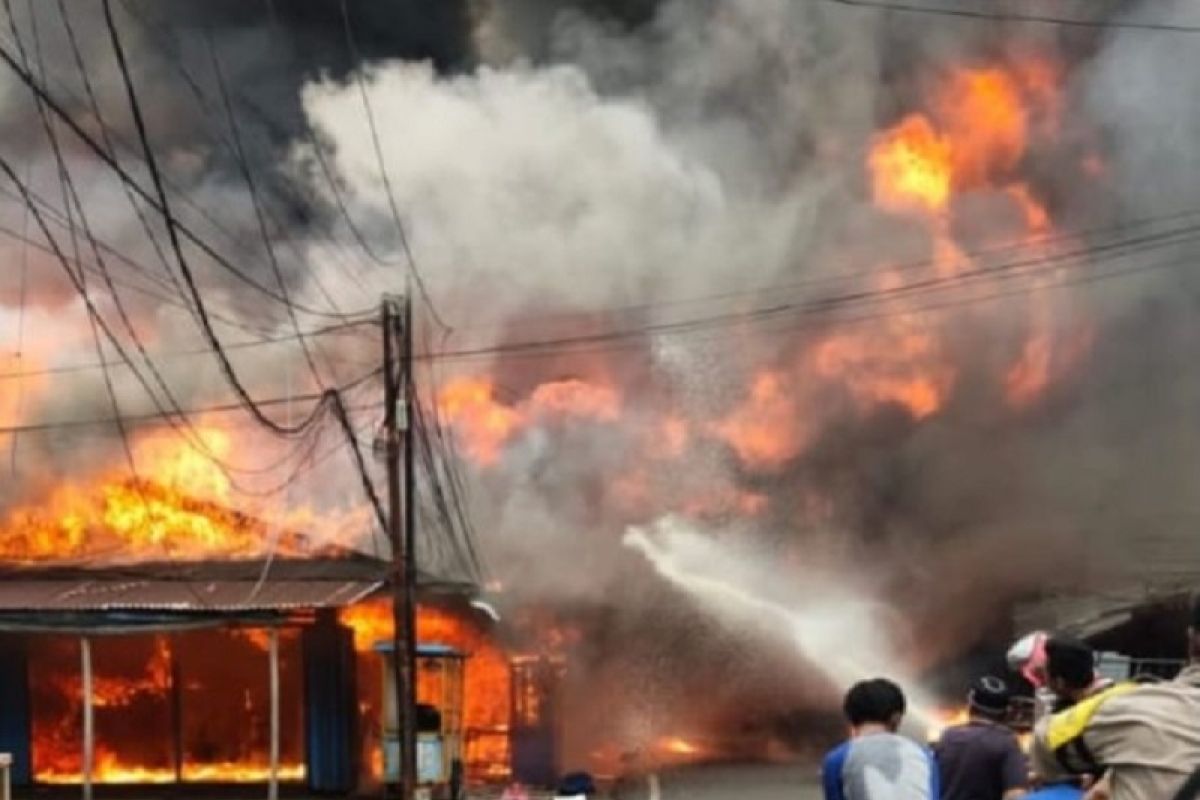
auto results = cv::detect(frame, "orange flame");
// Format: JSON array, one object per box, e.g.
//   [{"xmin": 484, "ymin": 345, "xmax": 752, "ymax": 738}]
[
  {"xmin": 925, "ymin": 705, "xmax": 970, "ymax": 743},
  {"xmin": 0, "ymin": 352, "xmax": 43, "ymax": 446},
  {"xmin": 437, "ymin": 377, "xmax": 523, "ymax": 465},
  {"xmin": 939, "ymin": 68, "xmax": 1028, "ymax": 186},
  {"xmin": 711, "ymin": 372, "xmax": 808, "ymax": 469},
  {"xmin": 340, "ymin": 600, "xmax": 512, "ymax": 783},
  {"xmin": 31, "ymin": 631, "xmax": 306, "ymax": 785},
  {"xmin": 0, "ymin": 423, "xmax": 359, "ymax": 563},
  {"xmin": 811, "ymin": 326, "xmax": 954, "ymax": 420},
  {"xmin": 869, "ymin": 115, "xmax": 954, "ymax": 215},
  {"xmin": 439, "ymin": 376, "xmax": 620, "ymax": 466}
]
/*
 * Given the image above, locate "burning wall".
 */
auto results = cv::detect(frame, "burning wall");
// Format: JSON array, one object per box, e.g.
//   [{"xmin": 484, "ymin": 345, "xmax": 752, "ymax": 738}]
[
  {"xmin": 341, "ymin": 599, "xmax": 513, "ymax": 784},
  {"xmin": 26, "ymin": 629, "xmax": 304, "ymax": 785}
]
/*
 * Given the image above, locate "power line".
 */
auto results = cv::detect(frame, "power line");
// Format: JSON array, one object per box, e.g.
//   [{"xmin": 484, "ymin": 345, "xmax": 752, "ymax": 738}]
[
  {"xmin": 0, "ymin": 383, "xmax": 383, "ymax": 436},
  {"xmin": 5, "ymin": 0, "xmax": 150, "ymax": 496},
  {"xmin": 53, "ymin": 0, "xmax": 201, "ymax": 331},
  {"xmin": 12, "ymin": 3, "xmax": 321, "ymax": 484},
  {"xmin": 415, "ymin": 205, "xmax": 1200, "ymax": 346},
  {"xmin": 0, "ymin": 320, "xmax": 375, "ymax": 382},
  {"xmin": 0, "ymin": 28, "xmax": 366, "ymax": 322},
  {"xmin": 204, "ymin": 28, "xmax": 327, "ymax": 387},
  {"xmin": 116, "ymin": 0, "xmax": 384, "ymax": 301},
  {"xmin": 337, "ymin": 0, "xmax": 452, "ymax": 332},
  {"xmin": 821, "ymin": 0, "xmax": 1200, "ymax": 33},
  {"xmin": 416, "ymin": 221, "xmax": 1200, "ymax": 363},
  {"xmin": 100, "ymin": 0, "xmax": 335, "ymax": 438}
]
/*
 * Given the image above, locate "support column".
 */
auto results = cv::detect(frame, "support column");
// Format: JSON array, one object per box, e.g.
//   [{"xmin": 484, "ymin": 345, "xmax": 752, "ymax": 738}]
[
  {"xmin": 268, "ymin": 628, "xmax": 280, "ymax": 800},
  {"xmin": 170, "ymin": 635, "xmax": 184, "ymax": 786},
  {"xmin": 80, "ymin": 637, "xmax": 93, "ymax": 800}
]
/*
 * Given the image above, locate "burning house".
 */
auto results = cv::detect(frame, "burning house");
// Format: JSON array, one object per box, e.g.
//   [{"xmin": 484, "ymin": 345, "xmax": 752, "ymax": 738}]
[
  {"xmin": 5, "ymin": 0, "xmax": 1200, "ymax": 786},
  {"xmin": 0, "ymin": 419, "xmax": 524, "ymax": 793}
]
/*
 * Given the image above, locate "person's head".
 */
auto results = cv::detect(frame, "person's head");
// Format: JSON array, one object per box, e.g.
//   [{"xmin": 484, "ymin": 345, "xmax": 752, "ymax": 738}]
[
  {"xmin": 1189, "ymin": 593, "xmax": 1200, "ymax": 663},
  {"xmin": 843, "ymin": 678, "xmax": 907, "ymax": 733},
  {"xmin": 967, "ymin": 675, "xmax": 1011, "ymax": 722},
  {"xmin": 1045, "ymin": 636, "xmax": 1095, "ymax": 700}
]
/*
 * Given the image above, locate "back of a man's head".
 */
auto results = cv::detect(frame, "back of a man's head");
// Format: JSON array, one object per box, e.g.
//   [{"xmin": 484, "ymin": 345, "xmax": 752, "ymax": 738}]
[
  {"xmin": 1045, "ymin": 636, "xmax": 1095, "ymax": 691},
  {"xmin": 843, "ymin": 678, "xmax": 907, "ymax": 730},
  {"xmin": 968, "ymin": 675, "xmax": 1011, "ymax": 722}
]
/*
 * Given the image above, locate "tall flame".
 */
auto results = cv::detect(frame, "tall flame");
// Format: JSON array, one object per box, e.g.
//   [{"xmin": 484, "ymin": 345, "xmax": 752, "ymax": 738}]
[{"xmin": 0, "ymin": 422, "xmax": 360, "ymax": 563}]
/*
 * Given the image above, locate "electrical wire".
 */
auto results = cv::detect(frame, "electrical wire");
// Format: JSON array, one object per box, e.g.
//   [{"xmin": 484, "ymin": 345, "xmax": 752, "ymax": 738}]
[
  {"xmin": 337, "ymin": 0, "xmax": 452, "ymax": 331},
  {"xmin": 100, "ymin": 0, "xmax": 338, "ymax": 438},
  {"xmin": 412, "ymin": 215, "xmax": 1200, "ymax": 363},
  {"xmin": 0, "ymin": 320, "xmax": 375, "ymax": 382},
  {"xmin": 821, "ymin": 0, "xmax": 1200, "ymax": 33},
  {"xmin": 204, "ymin": 27, "xmax": 327, "ymax": 387},
  {"xmin": 116, "ymin": 0, "xmax": 383, "ymax": 303},
  {"xmin": 0, "ymin": 27, "xmax": 367, "ymax": 321},
  {"xmin": 53, "ymin": 0, "xmax": 201, "ymax": 330}
]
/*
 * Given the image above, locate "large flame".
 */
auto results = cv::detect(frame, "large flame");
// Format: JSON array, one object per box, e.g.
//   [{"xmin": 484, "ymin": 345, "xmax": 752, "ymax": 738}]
[
  {"xmin": 0, "ymin": 422, "xmax": 361, "ymax": 563},
  {"xmin": 31, "ymin": 631, "xmax": 306, "ymax": 785}
]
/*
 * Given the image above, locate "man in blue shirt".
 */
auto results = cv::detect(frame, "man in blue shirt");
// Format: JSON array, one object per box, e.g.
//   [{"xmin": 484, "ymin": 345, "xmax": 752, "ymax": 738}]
[{"xmin": 822, "ymin": 678, "xmax": 939, "ymax": 800}]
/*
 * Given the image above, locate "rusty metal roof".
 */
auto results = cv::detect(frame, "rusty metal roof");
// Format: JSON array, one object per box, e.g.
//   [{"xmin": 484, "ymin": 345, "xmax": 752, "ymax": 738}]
[
  {"xmin": 0, "ymin": 556, "xmax": 391, "ymax": 613},
  {"xmin": 0, "ymin": 576, "xmax": 382, "ymax": 612},
  {"xmin": 0, "ymin": 554, "xmax": 476, "ymax": 617}
]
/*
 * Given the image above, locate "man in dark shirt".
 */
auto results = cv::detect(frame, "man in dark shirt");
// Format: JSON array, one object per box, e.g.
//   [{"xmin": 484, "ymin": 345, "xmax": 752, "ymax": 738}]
[{"xmin": 935, "ymin": 675, "xmax": 1029, "ymax": 800}]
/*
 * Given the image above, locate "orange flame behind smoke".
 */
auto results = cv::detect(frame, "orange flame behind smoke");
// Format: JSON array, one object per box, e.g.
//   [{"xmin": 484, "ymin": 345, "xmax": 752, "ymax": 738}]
[
  {"xmin": 939, "ymin": 68, "xmax": 1028, "ymax": 187},
  {"xmin": 0, "ymin": 352, "xmax": 44, "ymax": 448},
  {"xmin": 437, "ymin": 59, "xmax": 1085, "ymax": 500},
  {"xmin": 437, "ymin": 376, "xmax": 620, "ymax": 466},
  {"xmin": 710, "ymin": 372, "xmax": 808, "ymax": 470},
  {"xmin": 811, "ymin": 324, "xmax": 954, "ymax": 421},
  {"xmin": 437, "ymin": 377, "xmax": 523, "ymax": 465}
]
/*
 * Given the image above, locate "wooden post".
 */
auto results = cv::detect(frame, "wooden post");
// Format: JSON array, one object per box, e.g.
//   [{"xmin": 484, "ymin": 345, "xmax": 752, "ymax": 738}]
[
  {"xmin": 0, "ymin": 751, "xmax": 12, "ymax": 800},
  {"xmin": 170, "ymin": 635, "xmax": 184, "ymax": 786},
  {"xmin": 383, "ymin": 296, "xmax": 419, "ymax": 799},
  {"xmin": 268, "ymin": 627, "xmax": 280, "ymax": 800},
  {"xmin": 80, "ymin": 637, "xmax": 93, "ymax": 800}
]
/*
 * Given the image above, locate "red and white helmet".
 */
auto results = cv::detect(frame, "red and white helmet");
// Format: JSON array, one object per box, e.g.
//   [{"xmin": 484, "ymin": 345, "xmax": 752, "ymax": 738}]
[{"xmin": 1007, "ymin": 631, "xmax": 1050, "ymax": 688}]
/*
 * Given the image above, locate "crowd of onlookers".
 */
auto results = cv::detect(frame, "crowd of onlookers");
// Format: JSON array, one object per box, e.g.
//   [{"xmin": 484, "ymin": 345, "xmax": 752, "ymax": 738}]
[{"xmin": 821, "ymin": 594, "xmax": 1200, "ymax": 800}]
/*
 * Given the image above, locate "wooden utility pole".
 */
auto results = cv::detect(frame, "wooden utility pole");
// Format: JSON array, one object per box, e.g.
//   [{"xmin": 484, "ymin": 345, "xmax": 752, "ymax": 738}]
[{"xmin": 382, "ymin": 295, "xmax": 418, "ymax": 800}]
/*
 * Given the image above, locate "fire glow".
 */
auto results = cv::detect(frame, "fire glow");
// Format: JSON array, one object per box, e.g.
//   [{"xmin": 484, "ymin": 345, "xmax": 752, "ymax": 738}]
[
  {"xmin": 0, "ymin": 423, "xmax": 360, "ymax": 563},
  {"xmin": 340, "ymin": 599, "xmax": 513, "ymax": 783},
  {"xmin": 30, "ymin": 630, "xmax": 305, "ymax": 786},
  {"xmin": 437, "ymin": 59, "xmax": 1093, "ymax": 495}
]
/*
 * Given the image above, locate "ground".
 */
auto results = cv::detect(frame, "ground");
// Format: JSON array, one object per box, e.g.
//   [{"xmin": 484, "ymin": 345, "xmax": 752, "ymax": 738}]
[
  {"xmin": 626, "ymin": 763, "xmax": 823, "ymax": 799},
  {"xmin": 471, "ymin": 763, "xmax": 823, "ymax": 799}
]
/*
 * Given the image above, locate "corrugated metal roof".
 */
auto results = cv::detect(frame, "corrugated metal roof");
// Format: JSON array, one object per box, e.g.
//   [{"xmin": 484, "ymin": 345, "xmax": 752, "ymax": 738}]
[
  {"xmin": 0, "ymin": 577, "xmax": 382, "ymax": 612},
  {"xmin": 0, "ymin": 555, "xmax": 476, "ymax": 616}
]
